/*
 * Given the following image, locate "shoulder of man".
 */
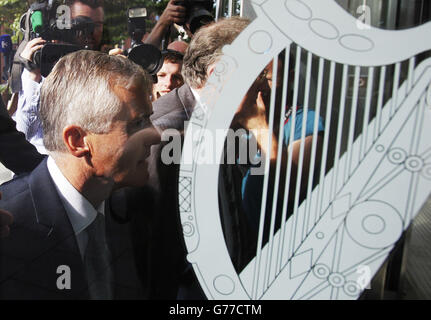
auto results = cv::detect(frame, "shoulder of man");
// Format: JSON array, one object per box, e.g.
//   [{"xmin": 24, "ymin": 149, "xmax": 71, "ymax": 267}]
[
  {"xmin": 151, "ymin": 84, "xmax": 194, "ymax": 121},
  {"xmin": 0, "ymin": 113, "xmax": 15, "ymax": 133},
  {"xmin": 0, "ymin": 173, "xmax": 33, "ymax": 219}
]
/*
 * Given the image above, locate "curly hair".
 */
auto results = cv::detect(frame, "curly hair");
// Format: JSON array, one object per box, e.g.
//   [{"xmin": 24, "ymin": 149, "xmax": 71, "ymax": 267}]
[{"xmin": 182, "ymin": 17, "xmax": 250, "ymax": 89}]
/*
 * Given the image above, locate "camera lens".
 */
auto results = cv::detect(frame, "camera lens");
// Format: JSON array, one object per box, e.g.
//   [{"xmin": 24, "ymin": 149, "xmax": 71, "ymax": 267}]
[
  {"xmin": 128, "ymin": 44, "xmax": 164, "ymax": 75},
  {"xmin": 188, "ymin": 9, "xmax": 214, "ymax": 34}
]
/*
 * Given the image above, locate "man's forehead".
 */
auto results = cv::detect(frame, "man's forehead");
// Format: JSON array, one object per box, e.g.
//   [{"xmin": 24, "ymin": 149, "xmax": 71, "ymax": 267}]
[
  {"xmin": 160, "ymin": 61, "xmax": 182, "ymax": 72},
  {"xmin": 71, "ymin": 2, "xmax": 104, "ymax": 21}
]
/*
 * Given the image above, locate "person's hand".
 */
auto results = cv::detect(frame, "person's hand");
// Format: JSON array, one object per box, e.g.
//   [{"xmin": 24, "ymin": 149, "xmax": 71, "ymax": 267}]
[
  {"xmin": 144, "ymin": 0, "xmax": 186, "ymax": 48},
  {"xmin": 20, "ymin": 38, "xmax": 46, "ymax": 62},
  {"xmin": 109, "ymin": 48, "xmax": 127, "ymax": 58},
  {"xmin": 0, "ymin": 192, "xmax": 13, "ymax": 238},
  {"xmin": 232, "ymin": 75, "xmax": 278, "ymax": 161},
  {"xmin": 20, "ymin": 38, "xmax": 46, "ymax": 82},
  {"xmin": 233, "ymin": 77, "xmax": 269, "ymax": 130},
  {"xmin": 158, "ymin": 0, "xmax": 186, "ymax": 27}
]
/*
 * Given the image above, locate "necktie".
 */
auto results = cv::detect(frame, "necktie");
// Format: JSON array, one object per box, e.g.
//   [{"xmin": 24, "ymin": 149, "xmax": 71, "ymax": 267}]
[{"xmin": 84, "ymin": 212, "xmax": 113, "ymax": 300}]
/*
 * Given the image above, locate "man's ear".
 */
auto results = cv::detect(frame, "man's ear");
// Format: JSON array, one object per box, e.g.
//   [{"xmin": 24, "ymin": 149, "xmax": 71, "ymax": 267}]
[
  {"xmin": 206, "ymin": 63, "xmax": 216, "ymax": 79},
  {"xmin": 62, "ymin": 125, "xmax": 90, "ymax": 158}
]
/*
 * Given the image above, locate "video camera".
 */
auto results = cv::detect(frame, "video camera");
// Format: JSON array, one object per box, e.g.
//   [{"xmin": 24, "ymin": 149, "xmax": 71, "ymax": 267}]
[
  {"xmin": 175, "ymin": 0, "xmax": 214, "ymax": 34},
  {"xmin": 19, "ymin": 0, "xmax": 95, "ymax": 77},
  {"xmin": 126, "ymin": 7, "xmax": 164, "ymax": 81}
]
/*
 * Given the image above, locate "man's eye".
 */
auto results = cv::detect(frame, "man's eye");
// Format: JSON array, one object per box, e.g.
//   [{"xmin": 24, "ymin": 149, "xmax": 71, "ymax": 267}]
[{"xmin": 173, "ymin": 75, "xmax": 183, "ymax": 82}]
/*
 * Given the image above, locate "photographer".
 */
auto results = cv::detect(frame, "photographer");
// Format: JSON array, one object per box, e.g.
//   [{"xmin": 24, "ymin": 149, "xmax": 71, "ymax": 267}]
[
  {"xmin": 145, "ymin": 16, "xmax": 250, "ymax": 299},
  {"xmin": 144, "ymin": 0, "xmax": 214, "ymax": 49},
  {"xmin": 14, "ymin": 0, "xmax": 104, "ymax": 154},
  {"xmin": 0, "ymin": 92, "xmax": 44, "ymax": 175},
  {"xmin": 144, "ymin": 0, "xmax": 186, "ymax": 48},
  {"xmin": 151, "ymin": 48, "xmax": 186, "ymax": 102}
]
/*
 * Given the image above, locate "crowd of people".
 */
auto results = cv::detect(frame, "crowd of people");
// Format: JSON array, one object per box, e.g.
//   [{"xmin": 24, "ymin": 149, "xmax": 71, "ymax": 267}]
[{"xmin": 0, "ymin": 0, "xmax": 324, "ymax": 299}]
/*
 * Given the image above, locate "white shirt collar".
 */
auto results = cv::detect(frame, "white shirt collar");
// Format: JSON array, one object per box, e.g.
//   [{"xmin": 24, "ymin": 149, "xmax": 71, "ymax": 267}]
[
  {"xmin": 190, "ymin": 87, "xmax": 202, "ymax": 106},
  {"xmin": 47, "ymin": 156, "xmax": 105, "ymax": 236},
  {"xmin": 189, "ymin": 86, "xmax": 209, "ymax": 117}
]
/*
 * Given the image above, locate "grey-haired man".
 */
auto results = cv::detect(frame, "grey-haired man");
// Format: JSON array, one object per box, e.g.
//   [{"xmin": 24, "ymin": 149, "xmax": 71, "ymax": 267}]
[{"xmin": 0, "ymin": 50, "xmax": 159, "ymax": 299}]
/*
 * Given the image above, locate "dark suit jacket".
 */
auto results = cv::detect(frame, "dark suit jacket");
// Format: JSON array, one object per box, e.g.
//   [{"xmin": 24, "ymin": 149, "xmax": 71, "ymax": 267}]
[
  {"xmin": 0, "ymin": 159, "xmax": 145, "ymax": 299},
  {"xmin": 140, "ymin": 84, "xmax": 205, "ymax": 299},
  {"xmin": 151, "ymin": 84, "xmax": 256, "ymax": 274},
  {"xmin": 151, "ymin": 83, "xmax": 196, "ymax": 133},
  {"xmin": 0, "ymin": 98, "xmax": 44, "ymax": 175},
  {"xmin": 148, "ymin": 83, "xmax": 196, "ymax": 194}
]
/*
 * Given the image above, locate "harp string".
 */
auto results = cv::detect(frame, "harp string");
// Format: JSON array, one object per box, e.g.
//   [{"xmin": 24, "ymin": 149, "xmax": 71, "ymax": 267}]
[
  {"xmin": 297, "ymin": 51, "xmax": 313, "ymax": 245},
  {"xmin": 275, "ymin": 47, "xmax": 292, "ymax": 275},
  {"xmin": 251, "ymin": 54, "xmax": 279, "ymax": 300},
  {"xmin": 304, "ymin": 57, "xmax": 325, "ymax": 242},
  {"xmin": 359, "ymin": 66, "xmax": 375, "ymax": 161},
  {"xmin": 331, "ymin": 65, "xmax": 349, "ymax": 199},
  {"xmin": 317, "ymin": 61, "xmax": 336, "ymax": 223},
  {"xmin": 345, "ymin": 66, "xmax": 361, "ymax": 183},
  {"xmin": 392, "ymin": 62, "xmax": 401, "ymax": 117},
  {"xmin": 265, "ymin": 48, "xmax": 291, "ymax": 290}
]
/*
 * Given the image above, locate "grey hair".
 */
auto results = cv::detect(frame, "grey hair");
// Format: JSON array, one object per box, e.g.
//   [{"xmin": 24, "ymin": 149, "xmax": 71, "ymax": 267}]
[
  {"xmin": 182, "ymin": 16, "xmax": 250, "ymax": 89},
  {"xmin": 40, "ymin": 50, "xmax": 151, "ymax": 153}
]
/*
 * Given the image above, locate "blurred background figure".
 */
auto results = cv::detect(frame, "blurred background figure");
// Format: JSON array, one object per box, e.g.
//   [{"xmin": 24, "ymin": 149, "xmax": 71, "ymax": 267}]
[
  {"xmin": 167, "ymin": 40, "xmax": 188, "ymax": 54},
  {"xmin": 0, "ymin": 90, "xmax": 44, "ymax": 178},
  {"xmin": 151, "ymin": 48, "xmax": 186, "ymax": 102},
  {"xmin": 12, "ymin": 0, "xmax": 105, "ymax": 155},
  {"xmin": 0, "ymin": 34, "xmax": 13, "ymax": 83}
]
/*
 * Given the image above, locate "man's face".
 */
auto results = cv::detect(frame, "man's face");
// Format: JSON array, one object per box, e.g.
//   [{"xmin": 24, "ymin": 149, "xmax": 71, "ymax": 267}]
[
  {"xmin": 257, "ymin": 59, "xmax": 286, "ymax": 103},
  {"xmin": 87, "ymin": 84, "xmax": 160, "ymax": 188},
  {"xmin": 71, "ymin": 2, "xmax": 104, "ymax": 50},
  {"xmin": 152, "ymin": 61, "xmax": 183, "ymax": 100}
]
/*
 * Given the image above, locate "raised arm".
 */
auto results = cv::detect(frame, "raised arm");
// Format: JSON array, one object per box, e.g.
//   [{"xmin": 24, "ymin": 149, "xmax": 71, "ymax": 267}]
[{"xmin": 144, "ymin": 0, "xmax": 186, "ymax": 48}]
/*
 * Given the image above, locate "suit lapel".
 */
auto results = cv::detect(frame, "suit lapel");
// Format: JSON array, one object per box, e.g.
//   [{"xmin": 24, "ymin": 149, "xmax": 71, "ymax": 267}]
[
  {"xmin": 27, "ymin": 159, "xmax": 88, "ymax": 298},
  {"xmin": 177, "ymin": 84, "xmax": 196, "ymax": 121}
]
